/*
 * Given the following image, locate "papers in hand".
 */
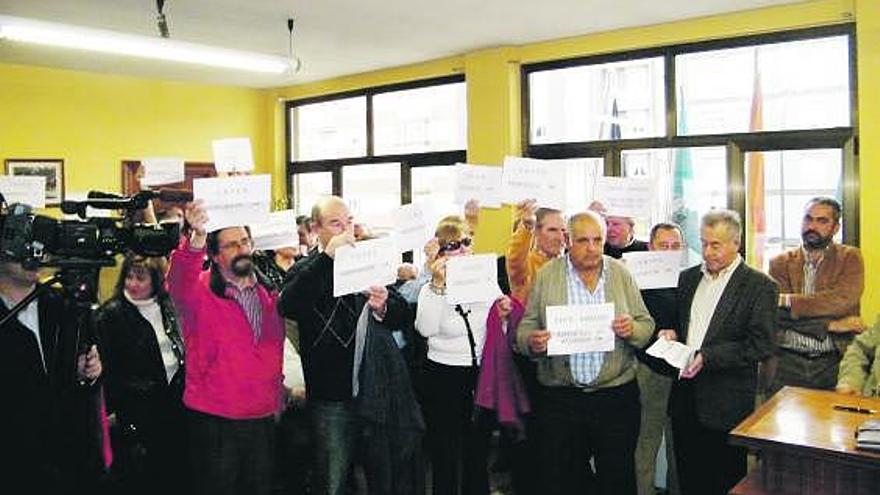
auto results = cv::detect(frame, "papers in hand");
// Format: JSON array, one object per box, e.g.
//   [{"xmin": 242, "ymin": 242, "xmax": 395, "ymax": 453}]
[
  {"xmin": 212, "ymin": 137, "xmax": 255, "ymax": 173},
  {"xmin": 594, "ymin": 177, "xmax": 655, "ymax": 219},
  {"xmin": 445, "ymin": 254, "xmax": 501, "ymax": 305},
  {"xmin": 546, "ymin": 303, "xmax": 615, "ymax": 355},
  {"xmin": 250, "ymin": 210, "xmax": 298, "ymax": 250},
  {"xmin": 646, "ymin": 338, "xmax": 698, "ymax": 374},
  {"xmin": 454, "ymin": 163, "xmax": 503, "ymax": 208},
  {"xmin": 621, "ymin": 251, "xmax": 682, "ymax": 290},
  {"xmin": 333, "ymin": 237, "xmax": 398, "ymax": 297},
  {"xmin": 0, "ymin": 176, "xmax": 46, "ymax": 208},
  {"xmin": 501, "ymin": 157, "xmax": 565, "ymax": 210},
  {"xmin": 140, "ymin": 157, "xmax": 185, "ymax": 186},
  {"xmin": 192, "ymin": 175, "xmax": 271, "ymax": 232},
  {"xmin": 391, "ymin": 202, "xmax": 434, "ymax": 254}
]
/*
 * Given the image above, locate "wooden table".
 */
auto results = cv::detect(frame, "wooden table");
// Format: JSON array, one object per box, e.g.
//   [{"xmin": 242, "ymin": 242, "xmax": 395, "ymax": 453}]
[{"xmin": 729, "ymin": 386, "xmax": 880, "ymax": 495}]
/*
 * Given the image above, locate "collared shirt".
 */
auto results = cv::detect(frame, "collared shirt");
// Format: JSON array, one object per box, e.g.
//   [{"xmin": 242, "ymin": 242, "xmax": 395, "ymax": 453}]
[
  {"xmin": 0, "ymin": 292, "xmax": 43, "ymax": 370},
  {"xmin": 565, "ymin": 256, "xmax": 606, "ymax": 385},
  {"xmin": 687, "ymin": 255, "xmax": 742, "ymax": 349},
  {"xmin": 224, "ymin": 275, "xmax": 263, "ymax": 341},
  {"xmin": 778, "ymin": 246, "xmax": 837, "ymax": 355}
]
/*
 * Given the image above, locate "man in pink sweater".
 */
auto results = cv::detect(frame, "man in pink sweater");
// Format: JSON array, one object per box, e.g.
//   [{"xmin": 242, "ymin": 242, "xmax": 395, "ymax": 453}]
[{"xmin": 167, "ymin": 201, "xmax": 285, "ymax": 495}]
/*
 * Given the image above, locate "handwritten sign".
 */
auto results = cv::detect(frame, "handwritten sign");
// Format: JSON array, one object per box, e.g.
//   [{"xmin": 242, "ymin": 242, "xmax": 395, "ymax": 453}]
[
  {"xmin": 546, "ymin": 303, "xmax": 615, "ymax": 355},
  {"xmin": 333, "ymin": 237, "xmax": 398, "ymax": 297},
  {"xmin": 250, "ymin": 210, "xmax": 298, "ymax": 250},
  {"xmin": 454, "ymin": 163, "xmax": 503, "ymax": 208},
  {"xmin": 646, "ymin": 338, "xmax": 697, "ymax": 373},
  {"xmin": 594, "ymin": 176, "xmax": 655, "ymax": 219},
  {"xmin": 621, "ymin": 251, "xmax": 683, "ymax": 290},
  {"xmin": 501, "ymin": 156, "xmax": 565, "ymax": 209},
  {"xmin": 445, "ymin": 254, "xmax": 501, "ymax": 305},
  {"xmin": 0, "ymin": 176, "xmax": 45, "ymax": 208},
  {"xmin": 140, "ymin": 157, "xmax": 185, "ymax": 186},
  {"xmin": 193, "ymin": 175, "xmax": 271, "ymax": 232},
  {"xmin": 212, "ymin": 137, "xmax": 254, "ymax": 173},
  {"xmin": 392, "ymin": 202, "xmax": 434, "ymax": 254}
]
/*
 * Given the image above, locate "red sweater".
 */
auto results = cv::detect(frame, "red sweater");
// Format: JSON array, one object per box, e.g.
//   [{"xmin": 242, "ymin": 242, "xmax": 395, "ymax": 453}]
[{"xmin": 167, "ymin": 239, "xmax": 284, "ymax": 419}]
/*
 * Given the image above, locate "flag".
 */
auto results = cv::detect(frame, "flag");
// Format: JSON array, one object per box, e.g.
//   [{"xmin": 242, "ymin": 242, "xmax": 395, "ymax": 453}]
[
  {"xmin": 672, "ymin": 87, "xmax": 698, "ymax": 262},
  {"xmin": 610, "ymin": 98, "xmax": 622, "ymax": 140},
  {"xmin": 746, "ymin": 48, "xmax": 766, "ymax": 268}
]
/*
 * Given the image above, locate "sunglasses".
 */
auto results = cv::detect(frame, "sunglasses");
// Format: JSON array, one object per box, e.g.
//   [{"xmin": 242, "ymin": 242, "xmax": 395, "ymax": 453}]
[{"xmin": 438, "ymin": 237, "xmax": 473, "ymax": 254}]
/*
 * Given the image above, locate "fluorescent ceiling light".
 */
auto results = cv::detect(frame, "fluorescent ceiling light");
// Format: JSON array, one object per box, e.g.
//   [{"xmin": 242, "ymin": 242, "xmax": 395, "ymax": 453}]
[{"xmin": 0, "ymin": 15, "xmax": 291, "ymax": 74}]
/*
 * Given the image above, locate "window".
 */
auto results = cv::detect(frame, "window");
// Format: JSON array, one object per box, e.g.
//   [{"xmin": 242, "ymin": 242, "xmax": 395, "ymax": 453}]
[
  {"xmin": 286, "ymin": 76, "xmax": 467, "ymax": 238},
  {"xmin": 530, "ymin": 57, "xmax": 665, "ymax": 144},
  {"xmin": 524, "ymin": 26, "xmax": 857, "ymax": 266}
]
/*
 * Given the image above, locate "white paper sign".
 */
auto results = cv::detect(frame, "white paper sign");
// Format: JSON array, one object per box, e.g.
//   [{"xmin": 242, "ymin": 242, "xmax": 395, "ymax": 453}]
[
  {"xmin": 594, "ymin": 177, "xmax": 655, "ymax": 219},
  {"xmin": 454, "ymin": 163, "xmax": 503, "ymax": 208},
  {"xmin": 621, "ymin": 251, "xmax": 683, "ymax": 290},
  {"xmin": 501, "ymin": 157, "xmax": 566, "ymax": 210},
  {"xmin": 333, "ymin": 237, "xmax": 398, "ymax": 297},
  {"xmin": 250, "ymin": 210, "xmax": 298, "ymax": 250},
  {"xmin": 546, "ymin": 303, "xmax": 615, "ymax": 355},
  {"xmin": 646, "ymin": 338, "xmax": 697, "ymax": 373},
  {"xmin": 212, "ymin": 137, "xmax": 255, "ymax": 173},
  {"xmin": 193, "ymin": 175, "xmax": 271, "ymax": 232},
  {"xmin": 140, "ymin": 157, "xmax": 185, "ymax": 186},
  {"xmin": 0, "ymin": 176, "xmax": 46, "ymax": 208},
  {"xmin": 445, "ymin": 254, "xmax": 501, "ymax": 305},
  {"xmin": 392, "ymin": 203, "xmax": 434, "ymax": 254}
]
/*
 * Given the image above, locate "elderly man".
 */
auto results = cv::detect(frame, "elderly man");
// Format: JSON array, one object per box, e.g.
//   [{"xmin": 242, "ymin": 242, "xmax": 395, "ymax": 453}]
[
  {"xmin": 769, "ymin": 197, "xmax": 865, "ymax": 394},
  {"xmin": 670, "ymin": 210, "xmax": 776, "ymax": 495},
  {"xmin": 166, "ymin": 201, "xmax": 286, "ymax": 495},
  {"xmin": 588, "ymin": 201, "xmax": 648, "ymax": 259},
  {"xmin": 516, "ymin": 210, "xmax": 654, "ymax": 495},
  {"xmin": 278, "ymin": 196, "xmax": 413, "ymax": 495},
  {"xmin": 507, "ymin": 199, "xmax": 566, "ymax": 305}
]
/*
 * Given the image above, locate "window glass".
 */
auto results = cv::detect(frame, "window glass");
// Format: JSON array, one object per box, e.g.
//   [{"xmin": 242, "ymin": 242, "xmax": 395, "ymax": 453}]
[
  {"xmin": 342, "ymin": 163, "xmax": 401, "ymax": 236},
  {"xmin": 676, "ymin": 36, "xmax": 850, "ymax": 135},
  {"xmin": 291, "ymin": 96, "xmax": 367, "ymax": 160},
  {"xmin": 291, "ymin": 171, "xmax": 333, "ymax": 217},
  {"xmin": 623, "ymin": 147, "xmax": 727, "ymax": 266},
  {"xmin": 529, "ymin": 57, "xmax": 665, "ymax": 144},
  {"xmin": 374, "ymin": 83, "xmax": 467, "ymax": 155}
]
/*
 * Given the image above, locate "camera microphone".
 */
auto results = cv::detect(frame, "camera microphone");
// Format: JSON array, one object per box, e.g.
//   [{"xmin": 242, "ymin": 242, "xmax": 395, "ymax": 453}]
[{"xmin": 155, "ymin": 189, "xmax": 193, "ymax": 203}]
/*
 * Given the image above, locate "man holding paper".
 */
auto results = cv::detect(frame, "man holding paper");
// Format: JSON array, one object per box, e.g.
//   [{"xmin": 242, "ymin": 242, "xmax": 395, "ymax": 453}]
[
  {"xmin": 669, "ymin": 210, "xmax": 776, "ymax": 495},
  {"xmin": 515, "ymin": 211, "xmax": 654, "ymax": 495},
  {"xmin": 506, "ymin": 199, "xmax": 566, "ymax": 305},
  {"xmin": 277, "ymin": 196, "xmax": 411, "ymax": 495},
  {"xmin": 166, "ymin": 201, "xmax": 285, "ymax": 495}
]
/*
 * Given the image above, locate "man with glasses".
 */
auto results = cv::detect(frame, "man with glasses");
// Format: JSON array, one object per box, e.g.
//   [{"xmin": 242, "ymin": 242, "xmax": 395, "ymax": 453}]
[
  {"xmin": 768, "ymin": 197, "xmax": 865, "ymax": 394},
  {"xmin": 167, "ymin": 200, "xmax": 286, "ymax": 495}
]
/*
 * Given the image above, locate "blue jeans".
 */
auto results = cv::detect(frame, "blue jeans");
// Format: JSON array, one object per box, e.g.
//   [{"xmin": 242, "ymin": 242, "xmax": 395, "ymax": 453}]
[{"xmin": 310, "ymin": 400, "xmax": 358, "ymax": 495}]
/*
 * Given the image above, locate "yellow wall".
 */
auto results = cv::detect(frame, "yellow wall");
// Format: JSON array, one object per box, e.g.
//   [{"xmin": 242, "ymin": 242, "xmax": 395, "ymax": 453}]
[{"xmin": 269, "ymin": 0, "xmax": 880, "ymax": 320}]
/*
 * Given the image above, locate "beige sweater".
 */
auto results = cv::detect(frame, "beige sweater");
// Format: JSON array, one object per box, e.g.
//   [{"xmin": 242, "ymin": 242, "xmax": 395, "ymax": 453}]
[{"xmin": 515, "ymin": 255, "xmax": 654, "ymax": 391}]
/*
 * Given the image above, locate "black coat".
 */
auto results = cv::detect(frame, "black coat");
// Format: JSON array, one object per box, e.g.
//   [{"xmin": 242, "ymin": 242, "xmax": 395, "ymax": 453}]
[{"xmin": 670, "ymin": 262, "xmax": 778, "ymax": 431}]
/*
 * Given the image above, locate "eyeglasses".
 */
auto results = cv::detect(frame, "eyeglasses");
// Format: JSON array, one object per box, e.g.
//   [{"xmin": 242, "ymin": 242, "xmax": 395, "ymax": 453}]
[
  {"xmin": 219, "ymin": 238, "xmax": 253, "ymax": 251},
  {"xmin": 439, "ymin": 237, "xmax": 472, "ymax": 254}
]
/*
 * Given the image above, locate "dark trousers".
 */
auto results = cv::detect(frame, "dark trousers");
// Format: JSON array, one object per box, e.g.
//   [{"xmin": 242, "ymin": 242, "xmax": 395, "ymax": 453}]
[
  {"xmin": 423, "ymin": 360, "xmax": 491, "ymax": 495},
  {"xmin": 537, "ymin": 380, "xmax": 640, "ymax": 495},
  {"xmin": 187, "ymin": 409, "xmax": 275, "ymax": 495},
  {"xmin": 310, "ymin": 400, "xmax": 359, "ymax": 495},
  {"xmin": 671, "ymin": 385, "xmax": 747, "ymax": 495},
  {"xmin": 768, "ymin": 349, "xmax": 841, "ymax": 396}
]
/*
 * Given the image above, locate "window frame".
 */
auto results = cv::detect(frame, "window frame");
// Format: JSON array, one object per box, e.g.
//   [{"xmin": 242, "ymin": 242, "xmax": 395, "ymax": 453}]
[{"xmin": 521, "ymin": 24, "xmax": 859, "ymax": 249}]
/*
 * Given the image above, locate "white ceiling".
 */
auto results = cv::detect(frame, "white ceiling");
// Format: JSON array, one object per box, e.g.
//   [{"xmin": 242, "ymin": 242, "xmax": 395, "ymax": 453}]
[{"xmin": 0, "ymin": 0, "xmax": 802, "ymax": 88}]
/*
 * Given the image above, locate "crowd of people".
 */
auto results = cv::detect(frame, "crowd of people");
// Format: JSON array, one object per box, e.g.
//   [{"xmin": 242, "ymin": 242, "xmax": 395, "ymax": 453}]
[{"xmin": 1, "ymin": 190, "xmax": 877, "ymax": 495}]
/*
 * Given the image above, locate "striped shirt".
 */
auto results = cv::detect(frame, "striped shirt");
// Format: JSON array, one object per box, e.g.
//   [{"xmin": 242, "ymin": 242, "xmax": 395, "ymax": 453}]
[
  {"xmin": 225, "ymin": 277, "xmax": 263, "ymax": 341},
  {"xmin": 565, "ymin": 256, "xmax": 607, "ymax": 386},
  {"xmin": 778, "ymin": 248, "xmax": 836, "ymax": 355}
]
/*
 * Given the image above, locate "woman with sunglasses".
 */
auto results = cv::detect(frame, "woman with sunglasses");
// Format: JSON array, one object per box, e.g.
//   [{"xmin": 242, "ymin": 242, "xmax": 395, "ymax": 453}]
[{"xmin": 415, "ymin": 216, "xmax": 511, "ymax": 495}]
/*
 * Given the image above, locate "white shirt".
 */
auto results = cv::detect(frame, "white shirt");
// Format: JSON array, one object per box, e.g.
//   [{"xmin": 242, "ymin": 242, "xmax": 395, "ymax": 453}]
[
  {"xmin": 125, "ymin": 292, "xmax": 179, "ymax": 383},
  {"xmin": 1, "ymin": 293, "xmax": 44, "ymax": 370},
  {"xmin": 415, "ymin": 284, "xmax": 490, "ymax": 367},
  {"xmin": 687, "ymin": 256, "xmax": 742, "ymax": 349}
]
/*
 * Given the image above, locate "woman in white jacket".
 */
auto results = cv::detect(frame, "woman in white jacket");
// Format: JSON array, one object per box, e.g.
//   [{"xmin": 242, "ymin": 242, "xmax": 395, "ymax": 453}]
[{"xmin": 416, "ymin": 215, "xmax": 509, "ymax": 495}]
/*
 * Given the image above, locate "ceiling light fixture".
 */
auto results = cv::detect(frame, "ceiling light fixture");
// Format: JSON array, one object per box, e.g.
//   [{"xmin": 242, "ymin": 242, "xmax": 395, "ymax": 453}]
[
  {"xmin": 0, "ymin": 15, "xmax": 291, "ymax": 74},
  {"xmin": 287, "ymin": 17, "xmax": 302, "ymax": 74}
]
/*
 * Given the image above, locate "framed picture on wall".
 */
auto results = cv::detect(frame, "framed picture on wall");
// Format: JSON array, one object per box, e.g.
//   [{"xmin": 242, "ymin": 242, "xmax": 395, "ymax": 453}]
[{"xmin": 5, "ymin": 159, "xmax": 65, "ymax": 206}]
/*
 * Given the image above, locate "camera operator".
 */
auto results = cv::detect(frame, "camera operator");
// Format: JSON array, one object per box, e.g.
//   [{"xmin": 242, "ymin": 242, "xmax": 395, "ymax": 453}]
[
  {"xmin": 0, "ymin": 260, "xmax": 104, "ymax": 494},
  {"xmin": 166, "ymin": 200, "xmax": 285, "ymax": 495}
]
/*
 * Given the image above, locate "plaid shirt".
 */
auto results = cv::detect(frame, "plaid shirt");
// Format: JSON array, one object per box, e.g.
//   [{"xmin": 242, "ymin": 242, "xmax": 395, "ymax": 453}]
[{"xmin": 566, "ymin": 256, "xmax": 607, "ymax": 385}]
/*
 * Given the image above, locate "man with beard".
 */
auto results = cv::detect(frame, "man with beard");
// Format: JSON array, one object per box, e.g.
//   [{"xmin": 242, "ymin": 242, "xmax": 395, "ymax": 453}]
[
  {"xmin": 767, "ymin": 197, "xmax": 865, "ymax": 394},
  {"xmin": 166, "ymin": 200, "xmax": 285, "ymax": 495}
]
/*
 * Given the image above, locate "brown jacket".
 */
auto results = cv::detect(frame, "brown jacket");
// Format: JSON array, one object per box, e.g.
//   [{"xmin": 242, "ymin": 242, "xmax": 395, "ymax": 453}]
[{"xmin": 768, "ymin": 243, "xmax": 863, "ymax": 352}]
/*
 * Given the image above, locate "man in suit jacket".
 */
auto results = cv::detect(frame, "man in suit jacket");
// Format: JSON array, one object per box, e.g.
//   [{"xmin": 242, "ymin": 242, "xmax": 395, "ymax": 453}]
[
  {"xmin": 669, "ymin": 210, "xmax": 777, "ymax": 495},
  {"xmin": 768, "ymin": 197, "xmax": 865, "ymax": 394}
]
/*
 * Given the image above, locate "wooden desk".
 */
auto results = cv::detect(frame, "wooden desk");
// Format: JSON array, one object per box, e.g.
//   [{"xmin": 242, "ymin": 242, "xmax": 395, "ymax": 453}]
[{"xmin": 729, "ymin": 386, "xmax": 880, "ymax": 495}]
